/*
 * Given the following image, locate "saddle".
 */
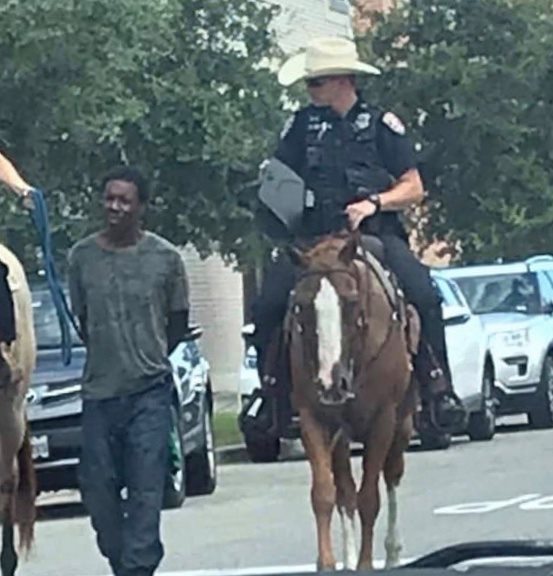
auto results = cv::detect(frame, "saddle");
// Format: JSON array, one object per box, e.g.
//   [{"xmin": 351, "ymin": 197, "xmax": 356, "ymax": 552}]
[
  {"xmin": 356, "ymin": 238, "xmax": 420, "ymax": 357},
  {"xmin": 354, "ymin": 245, "xmax": 455, "ymax": 428}
]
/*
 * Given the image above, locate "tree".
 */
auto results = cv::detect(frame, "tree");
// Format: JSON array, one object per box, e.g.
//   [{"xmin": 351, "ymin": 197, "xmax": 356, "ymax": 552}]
[
  {"xmin": 0, "ymin": 0, "xmax": 285, "ymax": 270},
  {"xmin": 357, "ymin": 0, "xmax": 553, "ymax": 263}
]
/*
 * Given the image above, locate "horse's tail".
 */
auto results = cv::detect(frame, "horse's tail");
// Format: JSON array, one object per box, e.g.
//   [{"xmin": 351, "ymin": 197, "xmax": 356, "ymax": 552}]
[{"xmin": 15, "ymin": 425, "xmax": 36, "ymax": 554}]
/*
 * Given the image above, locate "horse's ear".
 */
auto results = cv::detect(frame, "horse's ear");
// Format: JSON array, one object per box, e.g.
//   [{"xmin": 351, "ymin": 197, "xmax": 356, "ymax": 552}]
[
  {"xmin": 287, "ymin": 245, "xmax": 309, "ymax": 268},
  {"xmin": 338, "ymin": 235, "xmax": 358, "ymax": 264}
]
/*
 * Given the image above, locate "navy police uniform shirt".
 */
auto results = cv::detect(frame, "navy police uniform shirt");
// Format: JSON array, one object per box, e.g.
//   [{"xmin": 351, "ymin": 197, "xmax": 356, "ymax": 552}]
[{"xmin": 272, "ymin": 97, "xmax": 417, "ymax": 239}]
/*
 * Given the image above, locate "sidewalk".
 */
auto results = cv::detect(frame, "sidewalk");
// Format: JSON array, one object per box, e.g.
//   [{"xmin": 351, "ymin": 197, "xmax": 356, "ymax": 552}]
[
  {"xmin": 212, "ymin": 390, "xmax": 248, "ymax": 464},
  {"xmin": 213, "ymin": 390, "xmax": 240, "ymax": 414}
]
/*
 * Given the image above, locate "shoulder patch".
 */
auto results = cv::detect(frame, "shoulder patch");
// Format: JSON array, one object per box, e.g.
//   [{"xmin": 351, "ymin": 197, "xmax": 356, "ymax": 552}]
[
  {"xmin": 382, "ymin": 112, "xmax": 406, "ymax": 135},
  {"xmin": 280, "ymin": 115, "xmax": 295, "ymax": 139}
]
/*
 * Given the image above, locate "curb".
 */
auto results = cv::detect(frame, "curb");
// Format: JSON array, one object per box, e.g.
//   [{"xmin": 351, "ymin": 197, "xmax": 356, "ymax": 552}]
[
  {"xmin": 214, "ymin": 438, "xmax": 307, "ymax": 466},
  {"xmin": 215, "ymin": 444, "xmax": 249, "ymax": 465}
]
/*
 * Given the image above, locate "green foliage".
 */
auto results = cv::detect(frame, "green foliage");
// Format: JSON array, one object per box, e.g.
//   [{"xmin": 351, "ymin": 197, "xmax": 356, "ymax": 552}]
[
  {"xmin": 359, "ymin": 0, "xmax": 553, "ymax": 263},
  {"xmin": 0, "ymin": 0, "xmax": 286, "ymax": 269}
]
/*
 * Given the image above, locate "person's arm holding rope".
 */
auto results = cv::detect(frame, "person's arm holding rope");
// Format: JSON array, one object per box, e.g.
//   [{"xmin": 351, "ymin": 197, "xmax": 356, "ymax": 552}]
[{"xmin": 0, "ymin": 151, "xmax": 32, "ymax": 196}]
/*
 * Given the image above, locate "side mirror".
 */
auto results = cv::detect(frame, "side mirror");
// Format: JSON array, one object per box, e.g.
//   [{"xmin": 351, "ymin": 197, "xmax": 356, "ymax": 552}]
[{"xmin": 442, "ymin": 304, "xmax": 471, "ymax": 326}]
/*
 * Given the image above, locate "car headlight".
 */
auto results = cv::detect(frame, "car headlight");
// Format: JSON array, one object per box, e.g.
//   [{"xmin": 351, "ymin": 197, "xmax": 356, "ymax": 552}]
[{"xmin": 490, "ymin": 328, "xmax": 529, "ymax": 349}]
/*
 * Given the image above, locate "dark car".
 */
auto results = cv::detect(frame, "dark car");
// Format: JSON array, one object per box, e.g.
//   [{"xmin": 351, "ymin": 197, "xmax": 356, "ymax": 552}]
[{"xmin": 27, "ymin": 284, "xmax": 216, "ymax": 508}]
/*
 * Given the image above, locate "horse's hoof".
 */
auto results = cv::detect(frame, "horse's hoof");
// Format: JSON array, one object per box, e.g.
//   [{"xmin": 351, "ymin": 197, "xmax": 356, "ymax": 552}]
[
  {"xmin": 316, "ymin": 559, "xmax": 336, "ymax": 572},
  {"xmin": 385, "ymin": 543, "xmax": 402, "ymax": 569}
]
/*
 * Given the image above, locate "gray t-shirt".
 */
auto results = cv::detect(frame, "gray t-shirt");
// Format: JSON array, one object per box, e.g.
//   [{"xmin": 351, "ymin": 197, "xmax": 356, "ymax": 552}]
[{"xmin": 68, "ymin": 231, "xmax": 189, "ymax": 400}]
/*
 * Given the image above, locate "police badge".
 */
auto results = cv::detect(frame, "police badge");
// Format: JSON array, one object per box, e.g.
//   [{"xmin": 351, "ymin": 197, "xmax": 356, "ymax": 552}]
[{"xmin": 354, "ymin": 112, "xmax": 372, "ymax": 131}]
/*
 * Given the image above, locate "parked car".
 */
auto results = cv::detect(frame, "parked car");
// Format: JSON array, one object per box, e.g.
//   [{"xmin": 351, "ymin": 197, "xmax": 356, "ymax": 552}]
[
  {"xmin": 27, "ymin": 284, "xmax": 216, "ymax": 508},
  {"xmin": 439, "ymin": 255, "xmax": 553, "ymax": 428},
  {"xmin": 238, "ymin": 273, "xmax": 495, "ymax": 459}
]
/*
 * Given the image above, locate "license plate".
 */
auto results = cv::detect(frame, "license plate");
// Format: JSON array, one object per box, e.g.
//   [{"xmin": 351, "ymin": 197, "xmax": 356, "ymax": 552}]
[{"xmin": 31, "ymin": 435, "xmax": 49, "ymax": 460}]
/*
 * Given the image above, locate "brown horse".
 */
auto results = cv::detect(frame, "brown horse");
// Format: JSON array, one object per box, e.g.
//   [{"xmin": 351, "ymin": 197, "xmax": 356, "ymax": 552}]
[
  {"xmin": 286, "ymin": 232, "xmax": 419, "ymax": 571},
  {"xmin": 0, "ymin": 244, "xmax": 37, "ymax": 576}
]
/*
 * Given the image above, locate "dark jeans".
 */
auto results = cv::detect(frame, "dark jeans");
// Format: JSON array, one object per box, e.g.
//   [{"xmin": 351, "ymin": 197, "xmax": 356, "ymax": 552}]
[
  {"xmin": 252, "ymin": 234, "xmax": 451, "ymax": 383},
  {"xmin": 79, "ymin": 377, "xmax": 172, "ymax": 576}
]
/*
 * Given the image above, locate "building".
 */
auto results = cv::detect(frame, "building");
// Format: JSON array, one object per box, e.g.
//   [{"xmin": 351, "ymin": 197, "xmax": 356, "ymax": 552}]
[{"xmin": 268, "ymin": 0, "xmax": 353, "ymax": 53}]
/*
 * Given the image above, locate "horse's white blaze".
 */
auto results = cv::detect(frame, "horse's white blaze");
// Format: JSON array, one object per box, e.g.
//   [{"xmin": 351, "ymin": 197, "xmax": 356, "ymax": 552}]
[
  {"xmin": 338, "ymin": 507, "xmax": 358, "ymax": 570},
  {"xmin": 385, "ymin": 485, "xmax": 402, "ymax": 568},
  {"xmin": 314, "ymin": 278, "xmax": 342, "ymax": 390}
]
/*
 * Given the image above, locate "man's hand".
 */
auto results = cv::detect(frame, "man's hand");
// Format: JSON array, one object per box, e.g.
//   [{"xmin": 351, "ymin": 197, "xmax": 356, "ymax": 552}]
[
  {"xmin": 345, "ymin": 199, "xmax": 377, "ymax": 230},
  {"xmin": 0, "ymin": 153, "xmax": 33, "ymax": 197}
]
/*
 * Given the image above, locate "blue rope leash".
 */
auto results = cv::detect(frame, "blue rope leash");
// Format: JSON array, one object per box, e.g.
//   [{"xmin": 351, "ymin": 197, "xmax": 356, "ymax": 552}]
[{"xmin": 28, "ymin": 189, "xmax": 77, "ymax": 365}]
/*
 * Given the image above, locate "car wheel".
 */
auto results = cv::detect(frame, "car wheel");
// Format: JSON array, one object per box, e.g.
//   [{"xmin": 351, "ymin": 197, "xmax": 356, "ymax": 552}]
[
  {"xmin": 528, "ymin": 354, "xmax": 553, "ymax": 429},
  {"xmin": 163, "ymin": 404, "xmax": 186, "ymax": 509},
  {"xmin": 468, "ymin": 363, "xmax": 496, "ymax": 442},
  {"xmin": 244, "ymin": 432, "xmax": 281, "ymax": 462},
  {"xmin": 419, "ymin": 430, "xmax": 451, "ymax": 451},
  {"xmin": 186, "ymin": 402, "xmax": 217, "ymax": 496}
]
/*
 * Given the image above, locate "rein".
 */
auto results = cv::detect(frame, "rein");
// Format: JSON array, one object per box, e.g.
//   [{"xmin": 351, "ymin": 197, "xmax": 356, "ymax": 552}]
[{"xmin": 28, "ymin": 189, "xmax": 80, "ymax": 365}]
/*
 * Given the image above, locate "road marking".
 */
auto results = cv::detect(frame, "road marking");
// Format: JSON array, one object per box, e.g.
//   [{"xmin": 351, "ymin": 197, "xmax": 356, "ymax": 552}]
[
  {"xmin": 520, "ymin": 496, "xmax": 553, "ymax": 510},
  {"xmin": 81, "ymin": 559, "xmax": 414, "ymax": 576},
  {"xmin": 434, "ymin": 494, "xmax": 540, "ymax": 515}
]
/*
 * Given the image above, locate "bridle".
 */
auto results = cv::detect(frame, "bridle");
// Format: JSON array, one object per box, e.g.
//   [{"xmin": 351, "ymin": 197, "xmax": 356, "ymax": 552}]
[
  {"xmin": 288, "ymin": 265, "xmax": 368, "ymax": 334},
  {"xmin": 285, "ymin": 264, "xmax": 368, "ymax": 405},
  {"xmin": 286, "ymin": 256, "xmax": 401, "ymax": 403}
]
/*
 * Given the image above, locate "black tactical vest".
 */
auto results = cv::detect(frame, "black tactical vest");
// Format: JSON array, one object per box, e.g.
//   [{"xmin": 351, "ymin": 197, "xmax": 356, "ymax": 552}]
[{"xmin": 298, "ymin": 101, "xmax": 404, "ymax": 238}]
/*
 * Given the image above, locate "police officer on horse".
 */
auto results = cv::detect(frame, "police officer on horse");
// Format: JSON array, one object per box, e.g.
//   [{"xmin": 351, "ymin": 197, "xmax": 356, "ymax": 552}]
[{"xmin": 252, "ymin": 37, "xmax": 466, "ymax": 435}]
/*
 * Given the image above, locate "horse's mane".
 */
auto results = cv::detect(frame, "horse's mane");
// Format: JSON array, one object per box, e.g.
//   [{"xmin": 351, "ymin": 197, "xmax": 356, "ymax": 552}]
[{"xmin": 294, "ymin": 231, "xmax": 355, "ymax": 264}]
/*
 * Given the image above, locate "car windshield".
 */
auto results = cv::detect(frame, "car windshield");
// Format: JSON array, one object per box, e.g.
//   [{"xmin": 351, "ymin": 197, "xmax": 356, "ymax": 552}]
[
  {"xmin": 31, "ymin": 286, "xmax": 82, "ymax": 349},
  {"xmin": 454, "ymin": 273, "xmax": 540, "ymax": 315}
]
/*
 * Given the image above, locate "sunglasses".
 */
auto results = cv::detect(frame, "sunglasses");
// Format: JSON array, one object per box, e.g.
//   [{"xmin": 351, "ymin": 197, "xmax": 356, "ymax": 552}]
[{"xmin": 305, "ymin": 76, "xmax": 333, "ymax": 88}]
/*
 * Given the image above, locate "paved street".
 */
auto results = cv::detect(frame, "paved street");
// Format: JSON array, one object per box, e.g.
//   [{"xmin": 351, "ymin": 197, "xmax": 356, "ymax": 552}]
[{"xmin": 19, "ymin": 420, "xmax": 553, "ymax": 576}]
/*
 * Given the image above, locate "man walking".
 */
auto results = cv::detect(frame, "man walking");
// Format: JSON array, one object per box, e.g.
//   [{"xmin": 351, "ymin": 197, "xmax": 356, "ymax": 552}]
[{"xmin": 68, "ymin": 166, "xmax": 190, "ymax": 576}]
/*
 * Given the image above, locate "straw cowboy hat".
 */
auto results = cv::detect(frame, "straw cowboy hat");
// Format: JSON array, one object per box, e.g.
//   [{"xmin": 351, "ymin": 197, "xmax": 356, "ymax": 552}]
[{"xmin": 278, "ymin": 37, "xmax": 381, "ymax": 87}]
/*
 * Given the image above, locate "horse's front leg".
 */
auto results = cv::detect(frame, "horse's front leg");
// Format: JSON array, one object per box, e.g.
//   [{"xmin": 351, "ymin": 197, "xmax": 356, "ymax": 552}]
[
  {"xmin": 358, "ymin": 404, "xmax": 396, "ymax": 570},
  {"xmin": 299, "ymin": 408, "xmax": 337, "ymax": 571},
  {"xmin": 332, "ymin": 434, "xmax": 358, "ymax": 570}
]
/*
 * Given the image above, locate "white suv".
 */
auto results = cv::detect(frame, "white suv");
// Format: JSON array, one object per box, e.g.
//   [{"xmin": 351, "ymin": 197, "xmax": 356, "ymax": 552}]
[{"xmin": 440, "ymin": 255, "xmax": 553, "ymax": 428}]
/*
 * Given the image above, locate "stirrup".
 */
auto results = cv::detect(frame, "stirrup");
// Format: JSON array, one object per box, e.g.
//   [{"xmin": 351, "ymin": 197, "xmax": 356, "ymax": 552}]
[{"xmin": 431, "ymin": 394, "xmax": 467, "ymax": 433}]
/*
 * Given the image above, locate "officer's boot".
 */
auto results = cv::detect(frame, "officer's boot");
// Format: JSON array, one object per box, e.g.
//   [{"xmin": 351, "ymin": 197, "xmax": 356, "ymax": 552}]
[
  {"xmin": 416, "ymin": 307, "xmax": 467, "ymax": 433},
  {"xmin": 254, "ymin": 328, "xmax": 294, "ymax": 434}
]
